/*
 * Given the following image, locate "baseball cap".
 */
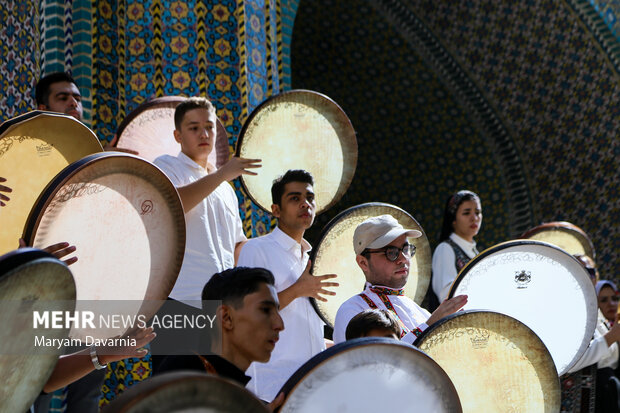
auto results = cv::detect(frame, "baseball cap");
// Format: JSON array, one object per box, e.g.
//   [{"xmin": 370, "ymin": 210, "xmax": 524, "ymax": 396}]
[{"xmin": 353, "ymin": 214, "xmax": 422, "ymax": 255}]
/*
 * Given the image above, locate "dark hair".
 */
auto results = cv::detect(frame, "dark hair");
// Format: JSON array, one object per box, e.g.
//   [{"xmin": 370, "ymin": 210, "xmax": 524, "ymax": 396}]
[
  {"xmin": 202, "ymin": 267, "xmax": 275, "ymax": 309},
  {"xmin": 438, "ymin": 190, "xmax": 481, "ymax": 242},
  {"xmin": 271, "ymin": 169, "xmax": 314, "ymax": 206},
  {"xmin": 174, "ymin": 97, "xmax": 215, "ymax": 129},
  {"xmin": 35, "ymin": 72, "xmax": 78, "ymax": 106},
  {"xmin": 345, "ymin": 309, "xmax": 401, "ymax": 340}
]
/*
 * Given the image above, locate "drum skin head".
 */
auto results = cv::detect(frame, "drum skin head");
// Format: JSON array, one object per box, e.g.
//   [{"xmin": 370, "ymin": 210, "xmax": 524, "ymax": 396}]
[
  {"xmin": 415, "ymin": 311, "xmax": 560, "ymax": 413},
  {"xmin": 23, "ymin": 153, "xmax": 185, "ymax": 339},
  {"xmin": 103, "ymin": 371, "xmax": 269, "ymax": 413},
  {"xmin": 0, "ymin": 111, "xmax": 103, "ymax": 255},
  {"xmin": 520, "ymin": 221, "xmax": 596, "ymax": 259},
  {"xmin": 449, "ymin": 239, "xmax": 598, "ymax": 375},
  {"xmin": 311, "ymin": 203, "xmax": 431, "ymax": 327},
  {"xmin": 278, "ymin": 337, "xmax": 461, "ymax": 412},
  {"xmin": 0, "ymin": 248, "xmax": 76, "ymax": 413},
  {"xmin": 236, "ymin": 90, "xmax": 357, "ymax": 214},
  {"xmin": 116, "ymin": 96, "xmax": 230, "ymax": 168}
]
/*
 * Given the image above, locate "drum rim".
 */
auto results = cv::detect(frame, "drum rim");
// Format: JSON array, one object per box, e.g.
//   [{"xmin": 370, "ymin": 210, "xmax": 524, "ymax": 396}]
[
  {"xmin": 116, "ymin": 96, "xmax": 187, "ymax": 137},
  {"xmin": 520, "ymin": 221, "xmax": 596, "ymax": 259},
  {"xmin": 0, "ymin": 110, "xmax": 101, "ymax": 141},
  {"xmin": 0, "ymin": 248, "xmax": 59, "ymax": 277},
  {"xmin": 277, "ymin": 337, "xmax": 461, "ymax": 411},
  {"xmin": 22, "ymin": 152, "xmax": 186, "ymax": 301},
  {"xmin": 447, "ymin": 239, "xmax": 587, "ymax": 298},
  {"xmin": 105, "ymin": 371, "xmax": 269, "ymax": 412},
  {"xmin": 234, "ymin": 89, "xmax": 357, "ymax": 215},
  {"xmin": 309, "ymin": 202, "xmax": 430, "ymax": 326}
]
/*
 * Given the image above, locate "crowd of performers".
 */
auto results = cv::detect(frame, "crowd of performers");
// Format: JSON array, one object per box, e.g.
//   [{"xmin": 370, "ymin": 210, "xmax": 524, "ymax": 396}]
[{"xmin": 0, "ymin": 72, "xmax": 618, "ymax": 412}]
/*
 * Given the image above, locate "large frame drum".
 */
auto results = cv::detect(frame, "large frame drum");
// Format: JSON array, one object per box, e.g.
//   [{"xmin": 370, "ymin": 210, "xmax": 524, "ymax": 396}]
[
  {"xmin": 448, "ymin": 240, "xmax": 598, "ymax": 375},
  {"xmin": 0, "ymin": 111, "xmax": 102, "ymax": 254},
  {"xmin": 415, "ymin": 310, "xmax": 560, "ymax": 412},
  {"xmin": 277, "ymin": 337, "xmax": 461, "ymax": 412}
]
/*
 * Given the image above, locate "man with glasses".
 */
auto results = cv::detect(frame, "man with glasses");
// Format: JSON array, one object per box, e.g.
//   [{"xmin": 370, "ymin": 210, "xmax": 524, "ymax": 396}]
[{"xmin": 333, "ymin": 214, "xmax": 467, "ymax": 344}]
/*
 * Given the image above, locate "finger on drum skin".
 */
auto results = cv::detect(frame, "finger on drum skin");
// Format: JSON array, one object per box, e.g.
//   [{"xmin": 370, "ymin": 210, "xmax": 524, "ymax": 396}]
[{"xmin": 0, "ymin": 185, "xmax": 11, "ymax": 193}]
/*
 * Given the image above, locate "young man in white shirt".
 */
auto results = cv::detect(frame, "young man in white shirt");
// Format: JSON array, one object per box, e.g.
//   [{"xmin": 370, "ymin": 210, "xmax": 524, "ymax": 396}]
[
  {"xmin": 154, "ymin": 97, "xmax": 260, "ymax": 305},
  {"xmin": 237, "ymin": 169, "xmax": 338, "ymax": 402},
  {"xmin": 333, "ymin": 214, "xmax": 467, "ymax": 344}
]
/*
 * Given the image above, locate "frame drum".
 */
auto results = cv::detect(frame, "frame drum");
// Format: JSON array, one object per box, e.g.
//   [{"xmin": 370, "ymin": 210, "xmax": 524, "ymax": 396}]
[
  {"xmin": 0, "ymin": 111, "xmax": 103, "ymax": 254},
  {"xmin": 0, "ymin": 248, "xmax": 76, "ymax": 413},
  {"xmin": 521, "ymin": 221, "xmax": 596, "ymax": 259},
  {"xmin": 103, "ymin": 371, "xmax": 269, "ymax": 413},
  {"xmin": 236, "ymin": 90, "xmax": 357, "ymax": 214},
  {"xmin": 277, "ymin": 337, "xmax": 461, "ymax": 412},
  {"xmin": 23, "ymin": 153, "xmax": 185, "ymax": 339},
  {"xmin": 311, "ymin": 203, "xmax": 431, "ymax": 327},
  {"xmin": 414, "ymin": 311, "xmax": 560, "ymax": 412},
  {"xmin": 448, "ymin": 240, "xmax": 598, "ymax": 375},
  {"xmin": 116, "ymin": 96, "xmax": 230, "ymax": 167}
]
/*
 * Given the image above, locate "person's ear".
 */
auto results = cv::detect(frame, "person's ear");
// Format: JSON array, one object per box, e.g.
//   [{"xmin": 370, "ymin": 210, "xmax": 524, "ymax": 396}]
[
  {"xmin": 173, "ymin": 128, "xmax": 182, "ymax": 144},
  {"xmin": 356, "ymin": 254, "xmax": 369, "ymax": 273},
  {"xmin": 271, "ymin": 203, "xmax": 280, "ymax": 219},
  {"xmin": 218, "ymin": 305, "xmax": 234, "ymax": 331}
]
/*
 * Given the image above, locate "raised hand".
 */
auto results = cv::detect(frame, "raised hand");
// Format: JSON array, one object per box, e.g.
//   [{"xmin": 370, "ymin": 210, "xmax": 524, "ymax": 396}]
[
  {"xmin": 295, "ymin": 260, "xmax": 339, "ymax": 302},
  {"xmin": 426, "ymin": 294, "xmax": 468, "ymax": 326},
  {"xmin": 217, "ymin": 156, "xmax": 262, "ymax": 181}
]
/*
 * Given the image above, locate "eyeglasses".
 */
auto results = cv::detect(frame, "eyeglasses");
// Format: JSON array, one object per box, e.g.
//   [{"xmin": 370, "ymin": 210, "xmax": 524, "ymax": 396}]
[
  {"xmin": 599, "ymin": 296, "xmax": 620, "ymax": 304},
  {"xmin": 364, "ymin": 243, "xmax": 416, "ymax": 262}
]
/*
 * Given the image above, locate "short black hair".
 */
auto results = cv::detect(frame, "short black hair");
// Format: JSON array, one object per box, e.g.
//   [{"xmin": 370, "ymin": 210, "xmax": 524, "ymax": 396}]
[
  {"xmin": 174, "ymin": 96, "xmax": 215, "ymax": 129},
  {"xmin": 202, "ymin": 267, "xmax": 275, "ymax": 309},
  {"xmin": 35, "ymin": 72, "xmax": 78, "ymax": 106},
  {"xmin": 271, "ymin": 169, "xmax": 314, "ymax": 206},
  {"xmin": 345, "ymin": 309, "xmax": 401, "ymax": 340}
]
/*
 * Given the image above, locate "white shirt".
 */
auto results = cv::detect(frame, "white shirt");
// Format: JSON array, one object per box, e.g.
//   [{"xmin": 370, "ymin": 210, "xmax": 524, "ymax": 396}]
[
  {"xmin": 432, "ymin": 233, "xmax": 478, "ymax": 301},
  {"xmin": 568, "ymin": 310, "xmax": 619, "ymax": 373},
  {"xmin": 237, "ymin": 227, "xmax": 325, "ymax": 402},
  {"xmin": 154, "ymin": 152, "xmax": 246, "ymax": 304},
  {"xmin": 333, "ymin": 282, "xmax": 431, "ymax": 345}
]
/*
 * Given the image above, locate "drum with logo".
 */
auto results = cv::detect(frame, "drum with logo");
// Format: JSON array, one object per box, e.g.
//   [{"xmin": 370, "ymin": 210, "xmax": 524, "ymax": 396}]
[
  {"xmin": 103, "ymin": 371, "xmax": 269, "ymax": 412},
  {"xmin": 236, "ymin": 90, "xmax": 357, "ymax": 214},
  {"xmin": 277, "ymin": 337, "xmax": 461, "ymax": 412},
  {"xmin": 116, "ymin": 96, "xmax": 230, "ymax": 168},
  {"xmin": 310, "ymin": 202, "xmax": 431, "ymax": 326},
  {"xmin": 0, "ymin": 248, "xmax": 76, "ymax": 413},
  {"xmin": 0, "ymin": 111, "xmax": 103, "ymax": 254},
  {"xmin": 448, "ymin": 240, "xmax": 598, "ymax": 375},
  {"xmin": 414, "ymin": 310, "xmax": 560, "ymax": 412},
  {"xmin": 23, "ymin": 152, "xmax": 185, "ymax": 340}
]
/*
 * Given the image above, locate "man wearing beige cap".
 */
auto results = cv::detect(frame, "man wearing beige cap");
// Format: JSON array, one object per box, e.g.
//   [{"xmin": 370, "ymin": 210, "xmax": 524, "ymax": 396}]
[{"xmin": 333, "ymin": 214, "xmax": 467, "ymax": 344}]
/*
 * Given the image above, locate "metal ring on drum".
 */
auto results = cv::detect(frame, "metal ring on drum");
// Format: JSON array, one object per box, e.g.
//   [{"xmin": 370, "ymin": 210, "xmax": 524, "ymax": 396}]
[
  {"xmin": 310, "ymin": 202, "xmax": 431, "ymax": 327},
  {"xmin": 520, "ymin": 221, "xmax": 596, "ymax": 260},
  {"xmin": 448, "ymin": 239, "xmax": 598, "ymax": 376},
  {"xmin": 277, "ymin": 337, "xmax": 462, "ymax": 412}
]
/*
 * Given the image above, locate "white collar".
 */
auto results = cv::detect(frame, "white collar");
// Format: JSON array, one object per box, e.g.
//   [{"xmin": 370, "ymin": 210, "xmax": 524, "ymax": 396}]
[
  {"xmin": 272, "ymin": 227, "xmax": 312, "ymax": 255},
  {"xmin": 449, "ymin": 232, "xmax": 478, "ymax": 255}
]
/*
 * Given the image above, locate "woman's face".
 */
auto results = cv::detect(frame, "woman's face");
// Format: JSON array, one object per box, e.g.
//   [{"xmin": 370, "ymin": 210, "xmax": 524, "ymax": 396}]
[
  {"xmin": 452, "ymin": 199, "xmax": 482, "ymax": 242},
  {"xmin": 598, "ymin": 286, "xmax": 619, "ymax": 323}
]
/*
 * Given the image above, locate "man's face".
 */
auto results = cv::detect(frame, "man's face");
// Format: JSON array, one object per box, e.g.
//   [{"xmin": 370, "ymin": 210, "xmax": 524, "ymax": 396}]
[
  {"xmin": 272, "ymin": 182, "xmax": 316, "ymax": 233},
  {"xmin": 228, "ymin": 283, "xmax": 284, "ymax": 366},
  {"xmin": 357, "ymin": 234, "xmax": 410, "ymax": 289},
  {"xmin": 173, "ymin": 108, "xmax": 217, "ymax": 166},
  {"xmin": 39, "ymin": 81, "xmax": 83, "ymax": 120}
]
